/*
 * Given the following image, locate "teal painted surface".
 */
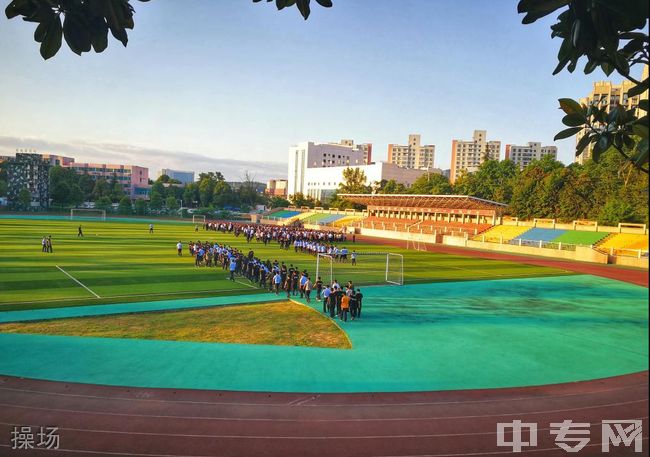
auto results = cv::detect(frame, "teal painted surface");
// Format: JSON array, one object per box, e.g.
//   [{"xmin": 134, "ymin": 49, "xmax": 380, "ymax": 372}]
[{"xmin": 0, "ymin": 275, "xmax": 647, "ymax": 392}]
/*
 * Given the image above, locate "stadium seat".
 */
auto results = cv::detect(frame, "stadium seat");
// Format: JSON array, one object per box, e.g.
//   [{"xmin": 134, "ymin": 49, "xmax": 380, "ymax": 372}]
[
  {"xmin": 597, "ymin": 233, "xmax": 649, "ymax": 256},
  {"xmin": 474, "ymin": 225, "xmax": 531, "ymax": 243}
]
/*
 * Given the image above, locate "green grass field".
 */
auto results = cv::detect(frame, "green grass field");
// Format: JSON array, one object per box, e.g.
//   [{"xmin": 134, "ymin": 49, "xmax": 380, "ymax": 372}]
[
  {"xmin": 0, "ymin": 217, "xmax": 573, "ymax": 311},
  {"xmin": 0, "ymin": 300, "xmax": 351, "ymax": 348}
]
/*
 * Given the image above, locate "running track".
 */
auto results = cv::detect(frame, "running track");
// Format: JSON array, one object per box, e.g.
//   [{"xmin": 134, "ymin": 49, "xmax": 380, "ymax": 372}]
[{"xmin": 1, "ymin": 242, "xmax": 647, "ymax": 456}]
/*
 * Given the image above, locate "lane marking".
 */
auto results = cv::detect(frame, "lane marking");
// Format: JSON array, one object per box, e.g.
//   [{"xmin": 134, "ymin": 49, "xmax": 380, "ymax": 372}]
[
  {"xmin": 0, "ymin": 399, "xmax": 645, "ymax": 422},
  {"xmin": 55, "ymin": 266, "xmax": 101, "ymax": 299},
  {"xmin": 0, "ymin": 382, "xmax": 645, "ymax": 408}
]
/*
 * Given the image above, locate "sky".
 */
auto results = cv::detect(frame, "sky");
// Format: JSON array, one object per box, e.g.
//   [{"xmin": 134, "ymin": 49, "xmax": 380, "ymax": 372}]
[{"xmin": 0, "ymin": 0, "xmax": 644, "ymax": 181}]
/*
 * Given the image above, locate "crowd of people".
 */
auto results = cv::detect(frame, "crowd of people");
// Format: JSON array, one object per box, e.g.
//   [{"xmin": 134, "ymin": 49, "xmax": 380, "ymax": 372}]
[{"xmin": 180, "ymin": 221, "xmax": 364, "ymax": 322}]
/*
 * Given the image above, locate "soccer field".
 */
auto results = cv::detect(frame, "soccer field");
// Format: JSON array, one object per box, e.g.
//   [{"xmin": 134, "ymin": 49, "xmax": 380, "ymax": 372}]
[{"xmin": 0, "ymin": 217, "xmax": 572, "ymax": 311}]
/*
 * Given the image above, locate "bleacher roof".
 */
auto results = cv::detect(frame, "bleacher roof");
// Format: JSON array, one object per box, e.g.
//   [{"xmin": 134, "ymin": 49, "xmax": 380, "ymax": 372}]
[{"xmin": 338, "ymin": 194, "xmax": 508, "ymax": 215}]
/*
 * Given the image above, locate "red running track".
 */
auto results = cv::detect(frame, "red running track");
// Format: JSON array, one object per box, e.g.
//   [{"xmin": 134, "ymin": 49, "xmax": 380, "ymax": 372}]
[
  {"xmin": 0, "ymin": 240, "xmax": 647, "ymax": 456},
  {"xmin": 0, "ymin": 373, "xmax": 647, "ymax": 456}
]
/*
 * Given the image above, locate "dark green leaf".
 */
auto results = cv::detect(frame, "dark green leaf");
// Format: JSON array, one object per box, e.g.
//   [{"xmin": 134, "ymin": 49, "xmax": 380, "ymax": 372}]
[
  {"xmin": 40, "ymin": 14, "xmax": 62, "ymax": 60},
  {"xmin": 296, "ymin": 0, "xmax": 310, "ymax": 19},
  {"xmin": 554, "ymin": 127, "xmax": 583, "ymax": 140},
  {"xmin": 562, "ymin": 113, "xmax": 586, "ymax": 127},
  {"xmin": 315, "ymin": 0, "xmax": 332, "ymax": 6},
  {"xmin": 63, "ymin": 13, "xmax": 92, "ymax": 55},
  {"xmin": 576, "ymin": 133, "xmax": 592, "ymax": 155},
  {"xmin": 638, "ymin": 99, "xmax": 648, "ymax": 113},
  {"xmin": 632, "ymin": 123, "xmax": 649, "ymax": 138}
]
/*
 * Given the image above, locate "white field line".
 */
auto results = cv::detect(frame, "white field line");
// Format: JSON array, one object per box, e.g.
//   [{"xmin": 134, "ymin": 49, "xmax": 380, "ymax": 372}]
[
  {"xmin": 55, "ymin": 266, "xmax": 101, "ymax": 299},
  {"xmin": 0, "ymin": 286, "xmax": 258, "ymax": 307},
  {"xmin": 234, "ymin": 279, "xmax": 258, "ymax": 289}
]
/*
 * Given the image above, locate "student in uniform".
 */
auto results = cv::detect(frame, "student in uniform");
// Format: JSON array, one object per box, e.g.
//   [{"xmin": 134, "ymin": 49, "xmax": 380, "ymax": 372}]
[
  {"xmin": 77, "ymin": 225, "xmax": 84, "ymax": 237},
  {"xmin": 41, "ymin": 236, "xmax": 47, "ymax": 253},
  {"xmin": 229, "ymin": 258, "xmax": 237, "ymax": 281},
  {"xmin": 149, "ymin": 223, "xmax": 154, "ymax": 234},
  {"xmin": 304, "ymin": 276, "xmax": 312, "ymax": 303},
  {"xmin": 322, "ymin": 285, "xmax": 331, "ymax": 313},
  {"xmin": 176, "ymin": 241, "xmax": 183, "ymax": 256},
  {"xmin": 315, "ymin": 276, "xmax": 323, "ymax": 301},
  {"xmin": 356, "ymin": 289, "xmax": 364, "ymax": 318},
  {"xmin": 46, "ymin": 235, "xmax": 53, "ymax": 253},
  {"xmin": 349, "ymin": 288, "xmax": 358, "ymax": 320}
]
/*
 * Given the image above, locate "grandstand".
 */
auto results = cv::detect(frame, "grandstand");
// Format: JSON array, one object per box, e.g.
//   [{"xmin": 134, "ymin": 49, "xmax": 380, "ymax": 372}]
[
  {"xmin": 597, "ymin": 233, "xmax": 649, "ymax": 257},
  {"xmin": 475, "ymin": 225, "xmax": 531, "ymax": 243}
]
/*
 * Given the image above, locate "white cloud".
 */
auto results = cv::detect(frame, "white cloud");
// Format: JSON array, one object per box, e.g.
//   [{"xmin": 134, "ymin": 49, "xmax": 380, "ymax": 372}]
[{"xmin": 0, "ymin": 136, "xmax": 286, "ymax": 182}]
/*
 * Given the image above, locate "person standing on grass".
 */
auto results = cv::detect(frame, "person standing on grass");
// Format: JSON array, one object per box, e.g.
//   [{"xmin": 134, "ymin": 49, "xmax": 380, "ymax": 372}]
[
  {"xmin": 315, "ymin": 276, "xmax": 323, "ymax": 301},
  {"xmin": 41, "ymin": 236, "xmax": 47, "ymax": 252},
  {"xmin": 229, "ymin": 257, "xmax": 237, "ymax": 281},
  {"xmin": 322, "ymin": 284, "xmax": 331, "ymax": 313},
  {"xmin": 149, "ymin": 223, "xmax": 154, "ymax": 234},
  {"xmin": 46, "ymin": 235, "xmax": 53, "ymax": 253},
  {"xmin": 176, "ymin": 241, "xmax": 183, "ymax": 256},
  {"xmin": 299, "ymin": 271, "xmax": 308, "ymax": 298},
  {"xmin": 77, "ymin": 225, "xmax": 84, "ymax": 237},
  {"xmin": 304, "ymin": 276, "xmax": 312, "ymax": 303},
  {"xmin": 340, "ymin": 293, "xmax": 350, "ymax": 322},
  {"xmin": 351, "ymin": 250, "xmax": 357, "ymax": 266},
  {"xmin": 273, "ymin": 271, "xmax": 282, "ymax": 295}
]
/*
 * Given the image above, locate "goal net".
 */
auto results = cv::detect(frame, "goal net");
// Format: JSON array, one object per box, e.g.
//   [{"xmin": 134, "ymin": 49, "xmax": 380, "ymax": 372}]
[
  {"xmin": 70, "ymin": 208, "xmax": 106, "ymax": 220},
  {"xmin": 192, "ymin": 214, "xmax": 206, "ymax": 224},
  {"xmin": 315, "ymin": 252, "xmax": 403, "ymax": 287}
]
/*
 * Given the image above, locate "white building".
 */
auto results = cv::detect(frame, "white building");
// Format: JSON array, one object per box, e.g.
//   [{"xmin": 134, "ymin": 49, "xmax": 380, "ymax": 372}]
[
  {"xmin": 303, "ymin": 162, "xmax": 432, "ymax": 202},
  {"xmin": 287, "ymin": 141, "xmax": 367, "ymax": 196},
  {"xmin": 505, "ymin": 142, "xmax": 557, "ymax": 169},
  {"xmin": 159, "ymin": 168, "xmax": 195, "ymax": 184}
]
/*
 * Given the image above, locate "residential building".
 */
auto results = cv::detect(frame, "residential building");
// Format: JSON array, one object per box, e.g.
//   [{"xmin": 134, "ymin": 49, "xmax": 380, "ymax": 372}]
[
  {"xmin": 387, "ymin": 134, "xmax": 435, "ymax": 170},
  {"xmin": 266, "ymin": 179, "xmax": 288, "ymax": 197},
  {"xmin": 450, "ymin": 130, "xmax": 501, "ymax": 183},
  {"xmin": 68, "ymin": 162, "xmax": 149, "ymax": 199},
  {"xmin": 159, "ymin": 168, "xmax": 195, "ymax": 184},
  {"xmin": 42, "ymin": 154, "xmax": 75, "ymax": 167},
  {"xmin": 303, "ymin": 162, "xmax": 433, "ymax": 202},
  {"xmin": 575, "ymin": 65, "xmax": 649, "ymax": 164},
  {"xmin": 505, "ymin": 142, "xmax": 557, "ymax": 169},
  {"xmin": 7, "ymin": 153, "xmax": 50, "ymax": 209},
  {"xmin": 287, "ymin": 141, "xmax": 367, "ymax": 197}
]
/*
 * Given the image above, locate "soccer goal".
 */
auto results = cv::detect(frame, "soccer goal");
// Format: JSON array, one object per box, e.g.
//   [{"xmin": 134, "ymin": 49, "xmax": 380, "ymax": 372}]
[
  {"xmin": 192, "ymin": 214, "xmax": 206, "ymax": 224},
  {"xmin": 406, "ymin": 237, "xmax": 428, "ymax": 252},
  {"xmin": 70, "ymin": 208, "xmax": 106, "ymax": 220},
  {"xmin": 315, "ymin": 252, "xmax": 403, "ymax": 286}
]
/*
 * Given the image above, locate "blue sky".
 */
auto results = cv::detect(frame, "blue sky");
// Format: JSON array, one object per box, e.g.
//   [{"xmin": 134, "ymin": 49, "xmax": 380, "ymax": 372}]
[{"xmin": 0, "ymin": 0, "xmax": 643, "ymax": 180}]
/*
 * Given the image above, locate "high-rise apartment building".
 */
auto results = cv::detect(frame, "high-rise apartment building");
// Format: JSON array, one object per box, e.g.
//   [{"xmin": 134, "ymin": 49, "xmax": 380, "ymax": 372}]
[
  {"xmin": 266, "ymin": 179, "xmax": 288, "ymax": 197},
  {"xmin": 575, "ymin": 65, "xmax": 649, "ymax": 164},
  {"xmin": 7, "ymin": 153, "xmax": 50, "ymax": 209},
  {"xmin": 505, "ymin": 142, "xmax": 557, "ymax": 169},
  {"xmin": 287, "ymin": 141, "xmax": 367, "ymax": 197},
  {"xmin": 387, "ymin": 134, "xmax": 435, "ymax": 169},
  {"xmin": 450, "ymin": 130, "xmax": 501, "ymax": 183}
]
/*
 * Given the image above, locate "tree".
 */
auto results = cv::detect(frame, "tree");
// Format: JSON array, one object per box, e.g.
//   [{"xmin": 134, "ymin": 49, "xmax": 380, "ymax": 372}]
[
  {"xmin": 77, "ymin": 173, "xmax": 95, "ymax": 201},
  {"xmin": 289, "ymin": 192, "xmax": 317, "ymax": 208},
  {"xmin": 109, "ymin": 174, "xmax": 125, "ymax": 202},
  {"xmin": 453, "ymin": 160, "xmax": 519, "ymax": 202},
  {"xmin": 518, "ymin": 0, "xmax": 649, "ymax": 172},
  {"xmin": 165, "ymin": 196, "xmax": 179, "ymax": 211},
  {"xmin": 95, "ymin": 196, "xmax": 112, "ymax": 211},
  {"xmin": 134, "ymin": 198, "xmax": 148, "ymax": 215},
  {"xmin": 338, "ymin": 167, "xmax": 371, "ymax": 194},
  {"xmin": 409, "ymin": 173, "xmax": 452, "ymax": 195},
  {"xmin": 117, "ymin": 195, "xmax": 132, "ymax": 215},
  {"xmin": 269, "ymin": 195, "xmax": 290, "ymax": 208},
  {"xmin": 150, "ymin": 180, "xmax": 166, "ymax": 198},
  {"xmin": 92, "ymin": 178, "xmax": 110, "ymax": 200},
  {"xmin": 5, "ymin": 0, "xmax": 332, "ymax": 60},
  {"xmin": 17, "ymin": 187, "xmax": 31, "ymax": 210},
  {"xmin": 238, "ymin": 171, "xmax": 261, "ymax": 207},
  {"xmin": 377, "ymin": 179, "xmax": 407, "ymax": 194},
  {"xmin": 212, "ymin": 180, "xmax": 237, "ymax": 208},
  {"xmin": 149, "ymin": 191, "xmax": 163, "ymax": 211}
]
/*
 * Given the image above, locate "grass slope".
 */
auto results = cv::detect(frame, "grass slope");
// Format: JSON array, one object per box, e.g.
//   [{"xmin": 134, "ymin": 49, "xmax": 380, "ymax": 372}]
[
  {"xmin": 0, "ymin": 301, "xmax": 351, "ymax": 349},
  {"xmin": 0, "ymin": 218, "xmax": 572, "ymax": 311}
]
